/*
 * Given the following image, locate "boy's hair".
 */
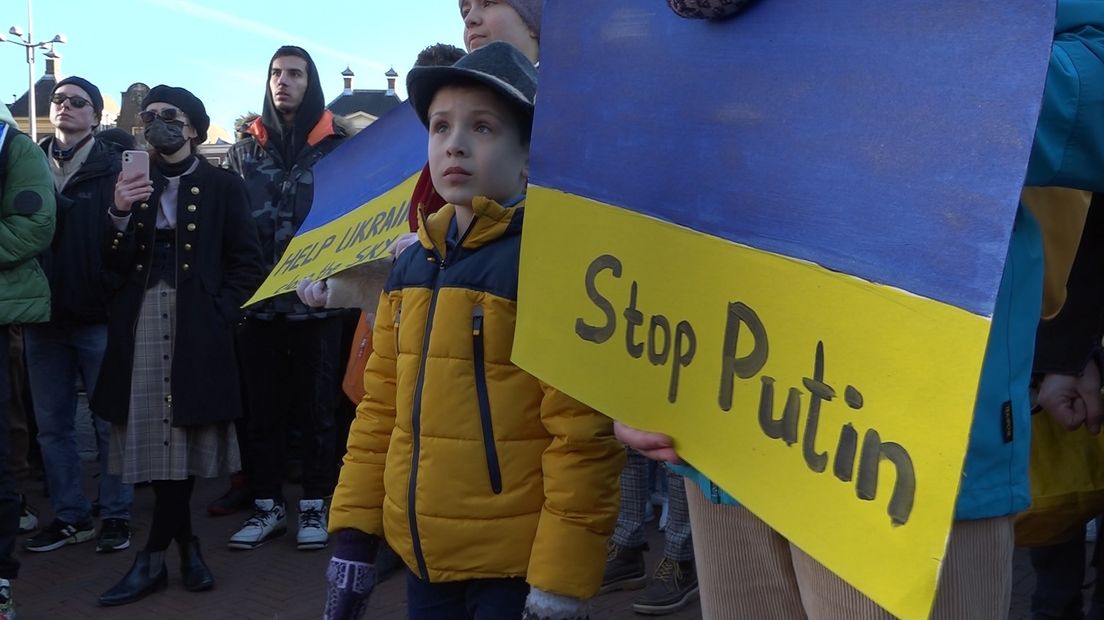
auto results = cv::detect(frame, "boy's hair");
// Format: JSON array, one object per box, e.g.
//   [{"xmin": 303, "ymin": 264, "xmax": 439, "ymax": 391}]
[
  {"xmin": 407, "ymin": 41, "xmax": 537, "ymax": 144},
  {"xmin": 415, "ymin": 43, "xmax": 467, "ymax": 69}
]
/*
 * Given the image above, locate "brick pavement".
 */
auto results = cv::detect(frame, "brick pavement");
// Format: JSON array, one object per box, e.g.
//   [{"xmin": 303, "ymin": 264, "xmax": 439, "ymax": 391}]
[
  {"xmin": 11, "ymin": 475, "xmax": 702, "ymax": 620},
  {"xmin": 6, "ymin": 404, "xmax": 1080, "ymax": 619}
]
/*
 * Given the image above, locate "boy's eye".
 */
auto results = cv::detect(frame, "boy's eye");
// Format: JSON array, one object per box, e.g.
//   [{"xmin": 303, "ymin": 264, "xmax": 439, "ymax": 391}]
[
  {"xmin": 432, "ymin": 122, "xmax": 449, "ymax": 134},
  {"xmin": 475, "ymin": 124, "xmax": 491, "ymax": 134}
]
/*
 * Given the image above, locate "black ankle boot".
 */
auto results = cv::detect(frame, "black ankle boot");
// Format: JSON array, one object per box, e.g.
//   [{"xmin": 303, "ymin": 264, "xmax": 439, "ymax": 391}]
[
  {"xmin": 179, "ymin": 536, "xmax": 214, "ymax": 591},
  {"xmin": 98, "ymin": 550, "xmax": 168, "ymax": 606}
]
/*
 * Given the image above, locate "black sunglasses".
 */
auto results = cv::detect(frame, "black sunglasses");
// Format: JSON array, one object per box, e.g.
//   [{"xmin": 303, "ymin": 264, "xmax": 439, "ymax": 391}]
[
  {"xmin": 139, "ymin": 108, "xmax": 187, "ymax": 125},
  {"xmin": 50, "ymin": 93, "xmax": 91, "ymax": 109}
]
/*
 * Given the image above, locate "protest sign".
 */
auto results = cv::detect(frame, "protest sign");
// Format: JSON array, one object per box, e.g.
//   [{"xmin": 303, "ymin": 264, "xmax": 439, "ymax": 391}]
[
  {"xmin": 513, "ymin": 2, "xmax": 1056, "ymax": 617},
  {"xmin": 245, "ymin": 101, "xmax": 426, "ymax": 306}
]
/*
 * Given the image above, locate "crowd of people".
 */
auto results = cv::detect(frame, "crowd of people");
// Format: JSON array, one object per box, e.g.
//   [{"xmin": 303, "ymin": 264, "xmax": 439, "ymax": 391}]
[{"xmin": 1, "ymin": 0, "xmax": 1104, "ymax": 618}]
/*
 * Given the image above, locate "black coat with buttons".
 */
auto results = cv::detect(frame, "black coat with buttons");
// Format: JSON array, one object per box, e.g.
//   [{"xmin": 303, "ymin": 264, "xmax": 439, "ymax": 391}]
[{"xmin": 91, "ymin": 156, "xmax": 265, "ymax": 427}]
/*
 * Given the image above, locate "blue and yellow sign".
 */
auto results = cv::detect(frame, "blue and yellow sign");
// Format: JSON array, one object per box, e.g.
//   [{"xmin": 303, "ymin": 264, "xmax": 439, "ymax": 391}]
[
  {"xmin": 513, "ymin": 2, "xmax": 1056, "ymax": 618},
  {"xmin": 245, "ymin": 102, "xmax": 426, "ymax": 306}
]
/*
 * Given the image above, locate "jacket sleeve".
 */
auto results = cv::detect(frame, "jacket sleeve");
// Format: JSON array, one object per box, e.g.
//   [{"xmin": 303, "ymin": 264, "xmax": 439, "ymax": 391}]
[
  {"xmin": 328, "ymin": 291, "xmax": 397, "ymax": 536},
  {"xmin": 225, "ymin": 142, "xmax": 245, "ymax": 178},
  {"xmin": 217, "ymin": 176, "xmax": 266, "ymax": 318},
  {"xmin": 101, "ymin": 204, "xmax": 139, "ymax": 282},
  {"xmin": 0, "ymin": 134, "xmax": 55, "ymax": 269},
  {"xmin": 526, "ymin": 385, "xmax": 625, "ymax": 599},
  {"xmin": 1024, "ymin": 5, "xmax": 1104, "ymax": 189},
  {"xmin": 1035, "ymin": 192, "xmax": 1104, "ymax": 373}
]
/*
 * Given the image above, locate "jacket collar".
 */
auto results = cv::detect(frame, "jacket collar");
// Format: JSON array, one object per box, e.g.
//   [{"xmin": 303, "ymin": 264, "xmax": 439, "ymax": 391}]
[
  {"xmin": 417, "ymin": 196, "xmax": 525, "ymax": 260},
  {"xmin": 247, "ymin": 110, "xmax": 338, "ymax": 152}
]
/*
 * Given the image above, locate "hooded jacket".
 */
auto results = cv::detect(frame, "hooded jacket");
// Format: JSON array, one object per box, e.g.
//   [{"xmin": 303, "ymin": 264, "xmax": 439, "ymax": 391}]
[
  {"xmin": 329, "ymin": 198, "xmax": 624, "ymax": 599},
  {"xmin": 226, "ymin": 46, "xmax": 346, "ymax": 318},
  {"xmin": 0, "ymin": 105, "xmax": 56, "ymax": 326}
]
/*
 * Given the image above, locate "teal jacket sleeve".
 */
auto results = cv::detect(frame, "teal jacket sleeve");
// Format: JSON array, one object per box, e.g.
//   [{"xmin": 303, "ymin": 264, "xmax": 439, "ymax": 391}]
[
  {"xmin": 1025, "ymin": 1, "xmax": 1104, "ymax": 188},
  {"xmin": 0, "ymin": 132, "xmax": 55, "ymax": 269}
]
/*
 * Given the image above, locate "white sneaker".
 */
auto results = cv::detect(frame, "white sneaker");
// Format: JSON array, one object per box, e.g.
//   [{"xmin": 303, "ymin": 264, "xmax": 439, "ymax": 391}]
[
  {"xmin": 297, "ymin": 499, "xmax": 329, "ymax": 551},
  {"xmin": 0, "ymin": 577, "xmax": 14, "ymax": 620},
  {"xmin": 17, "ymin": 497, "xmax": 37, "ymax": 534},
  {"xmin": 228, "ymin": 499, "xmax": 286, "ymax": 550}
]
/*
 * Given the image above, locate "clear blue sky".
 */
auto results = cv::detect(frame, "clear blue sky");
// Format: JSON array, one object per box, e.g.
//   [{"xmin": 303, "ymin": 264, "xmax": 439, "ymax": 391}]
[{"xmin": 1, "ymin": 0, "xmax": 466, "ymax": 132}]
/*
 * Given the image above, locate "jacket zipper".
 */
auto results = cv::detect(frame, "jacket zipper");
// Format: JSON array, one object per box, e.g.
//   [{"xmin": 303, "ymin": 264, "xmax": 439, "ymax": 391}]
[
  {"xmin": 471, "ymin": 304, "xmax": 503, "ymax": 494},
  {"xmin": 406, "ymin": 221, "xmax": 474, "ymax": 581}
]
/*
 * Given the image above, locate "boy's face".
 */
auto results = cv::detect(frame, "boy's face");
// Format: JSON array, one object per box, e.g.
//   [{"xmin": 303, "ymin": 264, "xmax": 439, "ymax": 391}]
[
  {"xmin": 461, "ymin": 0, "xmax": 539, "ymax": 62},
  {"xmin": 428, "ymin": 84, "xmax": 529, "ymax": 209}
]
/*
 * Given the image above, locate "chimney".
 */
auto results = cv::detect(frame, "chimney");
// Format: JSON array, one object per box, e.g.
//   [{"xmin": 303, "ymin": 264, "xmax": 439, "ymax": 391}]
[
  {"xmin": 385, "ymin": 67, "xmax": 398, "ymax": 96},
  {"xmin": 45, "ymin": 56, "xmax": 60, "ymax": 79},
  {"xmin": 341, "ymin": 66, "xmax": 354, "ymax": 96}
]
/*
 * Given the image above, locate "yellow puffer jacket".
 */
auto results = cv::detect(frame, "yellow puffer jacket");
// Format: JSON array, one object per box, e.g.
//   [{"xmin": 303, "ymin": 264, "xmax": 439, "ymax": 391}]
[{"xmin": 329, "ymin": 197, "xmax": 624, "ymax": 599}]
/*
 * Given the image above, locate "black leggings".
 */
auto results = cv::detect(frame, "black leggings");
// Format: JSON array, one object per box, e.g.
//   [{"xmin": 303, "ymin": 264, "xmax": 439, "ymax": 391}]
[{"xmin": 146, "ymin": 477, "xmax": 195, "ymax": 552}]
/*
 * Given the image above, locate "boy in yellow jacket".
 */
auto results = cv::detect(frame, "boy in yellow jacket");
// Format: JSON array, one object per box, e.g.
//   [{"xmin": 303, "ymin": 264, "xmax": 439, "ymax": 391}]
[{"xmin": 324, "ymin": 42, "xmax": 624, "ymax": 620}]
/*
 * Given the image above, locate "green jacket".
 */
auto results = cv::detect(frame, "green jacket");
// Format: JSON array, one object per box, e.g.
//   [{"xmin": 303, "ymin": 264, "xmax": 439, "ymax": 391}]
[{"xmin": 0, "ymin": 105, "xmax": 56, "ymax": 326}]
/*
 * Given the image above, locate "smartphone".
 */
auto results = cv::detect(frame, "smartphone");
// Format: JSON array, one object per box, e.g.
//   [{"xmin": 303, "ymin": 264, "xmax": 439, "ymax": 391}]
[{"xmin": 121, "ymin": 149, "xmax": 149, "ymax": 180}]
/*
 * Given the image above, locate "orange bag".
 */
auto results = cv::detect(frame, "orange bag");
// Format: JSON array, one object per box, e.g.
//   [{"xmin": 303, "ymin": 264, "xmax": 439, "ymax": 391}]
[{"xmin": 341, "ymin": 311, "xmax": 373, "ymax": 405}]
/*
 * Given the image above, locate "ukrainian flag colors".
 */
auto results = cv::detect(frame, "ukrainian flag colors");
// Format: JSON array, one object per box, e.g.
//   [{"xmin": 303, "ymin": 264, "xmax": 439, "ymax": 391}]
[
  {"xmin": 246, "ymin": 102, "xmax": 426, "ymax": 305},
  {"xmin": 513, "ymin": 2, "xmax": 1056, "ymax": 618}
]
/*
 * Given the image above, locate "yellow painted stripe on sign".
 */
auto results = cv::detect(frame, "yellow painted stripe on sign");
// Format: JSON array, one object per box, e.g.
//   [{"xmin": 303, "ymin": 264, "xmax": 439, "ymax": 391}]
[{"xmin": 245, "ymin": 173, "xmax": 419, "ymax": 306}]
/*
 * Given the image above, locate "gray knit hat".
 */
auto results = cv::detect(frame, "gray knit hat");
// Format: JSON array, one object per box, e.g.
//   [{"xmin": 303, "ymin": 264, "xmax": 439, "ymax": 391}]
[
  {"xmin": 459, "ymin": 0, "xmax": 541, "ymax": 38},
  {"xmin": 407, "ymin": 41, "xmax": 537, "ymax": 128}
]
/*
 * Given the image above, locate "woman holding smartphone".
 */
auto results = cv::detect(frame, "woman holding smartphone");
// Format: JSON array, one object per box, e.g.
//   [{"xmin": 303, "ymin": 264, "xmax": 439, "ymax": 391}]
[{"xmin": 92, "ymin": 85, "xmax": 264, "ymax": 607}]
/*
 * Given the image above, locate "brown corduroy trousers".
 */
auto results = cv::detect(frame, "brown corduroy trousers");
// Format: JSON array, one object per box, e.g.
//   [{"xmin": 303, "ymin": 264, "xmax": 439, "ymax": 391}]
[{"xmin": 687, "ymin": 484, "xmax": 1013, "ymax": 619}]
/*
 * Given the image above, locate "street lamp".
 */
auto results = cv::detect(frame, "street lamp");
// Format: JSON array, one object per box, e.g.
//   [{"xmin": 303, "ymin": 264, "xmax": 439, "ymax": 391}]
[{"xmin": 1, "ymin": 1, "xmax": 67, "ymax": 142}]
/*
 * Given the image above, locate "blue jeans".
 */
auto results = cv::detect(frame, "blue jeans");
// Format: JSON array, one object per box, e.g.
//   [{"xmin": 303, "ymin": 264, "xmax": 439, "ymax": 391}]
[
  {"xmin": 0, "ymin": 329, "xmax": 20, "ymax": 578},
  {"xmin": 24, "ymin": 323, "xmax": 132, "ymax": 523},
  {"xmin": 405, "ymin": 571, "xmax": 529, "ymax": 620}
]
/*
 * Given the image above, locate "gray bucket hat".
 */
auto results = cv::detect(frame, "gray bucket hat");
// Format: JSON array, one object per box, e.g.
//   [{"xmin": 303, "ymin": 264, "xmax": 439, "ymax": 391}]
[{"xmin": 406, "ymin": 41, "xmax": 537, "ymax": 128}]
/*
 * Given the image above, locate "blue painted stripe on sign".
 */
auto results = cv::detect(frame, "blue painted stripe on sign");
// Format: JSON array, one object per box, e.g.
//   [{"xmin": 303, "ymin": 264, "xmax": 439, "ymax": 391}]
[
  {"xmin": 301, "ymin": 101, "xmax": 427, "ymax": 233},
  {"xmin": 530, "ymin": 1, "xmax": 1054, "ymax": 316}
]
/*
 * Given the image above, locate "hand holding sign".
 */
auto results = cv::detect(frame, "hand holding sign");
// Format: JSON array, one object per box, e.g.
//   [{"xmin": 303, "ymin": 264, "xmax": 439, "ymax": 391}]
[{"xmin": 614, "ymin": 421, "xmax": 681, "ymax": 464}]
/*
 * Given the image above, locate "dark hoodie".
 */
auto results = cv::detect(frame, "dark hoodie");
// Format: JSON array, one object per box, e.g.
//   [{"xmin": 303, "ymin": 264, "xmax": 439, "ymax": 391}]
[
  {"xmin": 225, "ymin": 45, "xmax": 346, "ymax": 318},
  {"xmin": 261, "ymin": 45, "xmax": 326, "ymax": 169}
]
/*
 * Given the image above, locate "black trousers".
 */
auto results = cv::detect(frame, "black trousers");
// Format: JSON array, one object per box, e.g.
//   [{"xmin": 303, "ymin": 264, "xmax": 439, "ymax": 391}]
[
  {"xmin": 237, "ymin": 316, "xmax": 342, "ymax": 501},
  {"xmin": 0, "ymin": 328, "xmax": 20, "ymax": 579}
]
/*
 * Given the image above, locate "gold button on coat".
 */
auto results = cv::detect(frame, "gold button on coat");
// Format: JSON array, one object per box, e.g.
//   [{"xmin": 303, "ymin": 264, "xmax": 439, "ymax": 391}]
[
  {"xmin": 186, "ymin": 204, "xmax": 197, "ymax": 212},
  {"xmin": 184, "ymin": 243, "xmax": 192, "ymax": 251},
  {"xmin": 190, "ymin": 187, "xmax": 200, "ymax": 195},
  {"xmin": 182, "ymin": 263, "xmax": 190, "ymax": 271},
  {"xmin": 186, "ymin": 223, "xmax": 196, "ymax": 232}
]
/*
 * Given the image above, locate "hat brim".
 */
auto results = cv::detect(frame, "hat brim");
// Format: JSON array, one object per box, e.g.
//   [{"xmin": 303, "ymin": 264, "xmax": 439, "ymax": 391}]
[{"xmin": 407, "ymin": 66, "xmax": 533, "ymax": 128}]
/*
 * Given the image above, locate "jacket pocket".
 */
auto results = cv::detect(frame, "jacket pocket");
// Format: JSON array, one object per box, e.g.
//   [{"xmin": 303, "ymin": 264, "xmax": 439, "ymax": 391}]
[
  {"xmin": 393, "ymin": 301, "xmax": 402, "ymax": 354},
  {"xmin": 472, "ymin": 304, "xmax": 503, "ymax": 494}
]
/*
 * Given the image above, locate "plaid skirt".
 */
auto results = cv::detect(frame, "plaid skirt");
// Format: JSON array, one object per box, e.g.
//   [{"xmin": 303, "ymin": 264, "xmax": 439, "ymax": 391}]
[{"xmin": 109, "ymin": 281, "xmax": 240, "ymax": 483}]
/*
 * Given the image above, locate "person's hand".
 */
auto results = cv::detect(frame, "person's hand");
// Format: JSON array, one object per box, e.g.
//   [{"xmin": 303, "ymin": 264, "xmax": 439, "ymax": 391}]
[
  {"xmin": 113, "ymin": 170, "xmax": 153, "ymax": 213},
  {"xmin": 297, "ymin": 277, "xmax": 330, "ymax": 308},
  {"xmin": 1038, "ymin": 357, "xmax": 1103, "ymax": 434},
  {"xmin": 323, "ymin": 557, "xmax": 375, "ymax": 620},
  {"xmin": 323, "ymin": 530, "xmax": 380, "ymax": 620},
  {"xmin": 388, "ymin": 232, "xmax": 419, "ymax": 259},
  {"xmin": 614, "ymin": 421, "xmax": 682, "ymax": 463},
  {"xmin": 666, "ymin": 0, "xmax": 752, "ymax": 20}
]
